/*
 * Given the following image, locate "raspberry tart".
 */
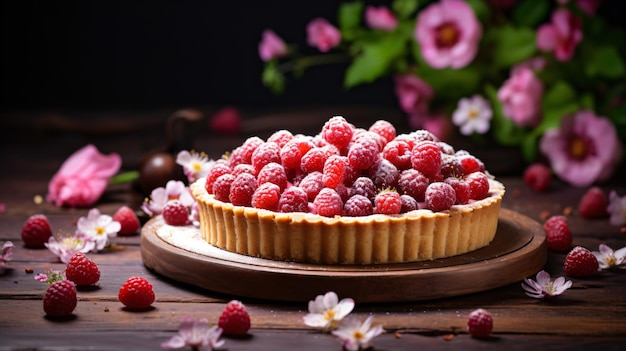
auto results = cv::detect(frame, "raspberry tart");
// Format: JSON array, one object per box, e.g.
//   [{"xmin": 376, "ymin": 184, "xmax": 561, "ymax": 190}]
[{"xmin": 191, "ymin": 116, "xmax": 505, "ymax": 265}]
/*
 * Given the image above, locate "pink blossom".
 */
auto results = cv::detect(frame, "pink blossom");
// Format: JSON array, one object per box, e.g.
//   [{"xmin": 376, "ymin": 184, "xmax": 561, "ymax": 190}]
[
  {"xmin": 47, "ymin": 144, "xmax": 122, "ymax": 207},
  {"xmin": 536, "ymin": 9, "xmax": 582, "ymax": 62},
  {"xmin": 497, "ymin": 66, "xmax": 544, "ymax": 127},
  {"xmin": 409, "ymin": 113, "xmax": 453, "ymax": 141},
  {"xmin": 306, "ymin": 18, "xmax": 341, "ymax": 53},
  {"xmin": 45, "ymin": 232, "xmax": 95, "ymax": 264},
  {"xmin": 414, "ymin": 0, "xmax": 482, "ymax": 69},
  {"xmin": 258, "ymin": 29, "xmax": 288, "ymax": 61},
  {"xmin": 608, "ymin": 191, "xmax": 626, "ymax": 227},
  {"xmin": 540, "ymin": 110, "xmax": 623, "ymax": 187},
  {"xmin": 394, "ymin": 74, "xmax": 433, "ymax": 115},
  {"xmin": 0, "ymin": 241, "xmax": 14, "ymax": 275},
  {"xmin": 558, "ymin": 0, "xmax": 601, "ymax": 16},
  {"xmin": 141, "ymin": 180, "xmax": 195, "ymax": 217},
  {"xmin": 365, "ymin": 6, "xmax": 398, "ymax": 31}
]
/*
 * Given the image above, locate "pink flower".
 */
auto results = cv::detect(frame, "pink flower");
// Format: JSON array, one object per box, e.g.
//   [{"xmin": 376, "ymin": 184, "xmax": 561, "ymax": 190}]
[
  {"xmin": 608, "ymin": 191, "xmax": 626, "ymax": 227},
  {"xmin": 0, "ymin": 241, "xmax": 14, "ymax": 275},
  {"xmin": 161, "ymin": 316, "xmax": 225, "ymax": 351},
  {"xmin": 365, "ymin": 6, "xmax": 398, "ymax": 31},
  {"xmin": 45, "ymin": 232, "xmax": 95, "ymax": 264},
  {"xmin": 536, "ymin": 9, "xmax": 582, "ymax": 62},
  {"xmin": 141, "ymin": 180, "xmax": 195, "ymax": 217},
  {"xmin": 306, "ymin": 18, "xmax": 341, "ymax": 53},
  {"xmin": 394, "ymin": 74, "xmax": 434, "ymax": 115},
  {"xmin": 409, "ymin": 113, "xmax": 453, "ymax": 141},
  {"xmin": 414, "ymin": 0, "xmax": 482, "ymax": 69},
  {"xmin": 258, "ymin": 29, "xmax": 288, "ymax": 61},
  {"xmin": 47, "ymin": 144, "xmax": 122, "ymax": 207},
  {"xmin": 540, "ymin": 110, "xmax": 623, "ymax": 187},
  {"xmin": 497, "ymin": 66, "xmax": 543, "ymax": 127}
]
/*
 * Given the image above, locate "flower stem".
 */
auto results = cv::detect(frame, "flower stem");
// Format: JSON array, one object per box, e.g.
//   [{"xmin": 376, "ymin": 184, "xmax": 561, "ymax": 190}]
[
  {"xmin": 277, "ymin": 53, "xmax": 351, "ymax": 75},
  {"xmin": 109, "ymin": 171, "xmax": 139, "ymax": 185}
]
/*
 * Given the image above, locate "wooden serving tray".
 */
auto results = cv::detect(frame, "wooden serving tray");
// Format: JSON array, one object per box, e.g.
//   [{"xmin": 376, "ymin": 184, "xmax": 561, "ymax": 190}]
[{"xmin": 141, "ymin": 208, "xmax": 546, "ymax": 303}]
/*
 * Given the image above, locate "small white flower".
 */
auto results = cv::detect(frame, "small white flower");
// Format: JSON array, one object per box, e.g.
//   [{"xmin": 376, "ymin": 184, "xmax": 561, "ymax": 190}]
[
  {"xmin": 608, "ymin": 191, "xmax": 626, "ymax": 227},
  {"xmin": 161, "ymin": 316, "xmax": 225, "ymax": 351},
  {"xmin": 303, "ymin": 291, "xmax": 355, "ymax": 331},
  {"xmin": 0, "ymin": 241, "xmax": 14, "ymax": 274},
  {"xmin": 522, "ymin": 270, "xmax": 572, "ymax": 299},
  {"xmin": 332, "ymin": 316, "xmax": 384, "ymax": 351},
  {"xmin": 452, "ymin": 95, "xmax": 493, "ymax": 135},
  {"xmin": 45, "ymin": 232, "xmax": 96, "ymax": 263},
  {"xmin": 176, "ymin": 150, "xmax": 215, "ymax": 184},
  {"xmin": 592, "ymin": 244, "xmax": 626, "ymax": 270},
  {"xmin": 142, "ymin": 180, "xmax": 195, "ymax": 217},
  {"xmin": 77, "ymin": 208, "xmax": 121, "ymax": 251}
]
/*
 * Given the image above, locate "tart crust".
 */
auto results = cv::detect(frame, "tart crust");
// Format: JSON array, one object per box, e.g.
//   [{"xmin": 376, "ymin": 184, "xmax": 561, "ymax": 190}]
[{"xmin": 190, "ymin": 179, "xmax": 505, "ymax": 265}]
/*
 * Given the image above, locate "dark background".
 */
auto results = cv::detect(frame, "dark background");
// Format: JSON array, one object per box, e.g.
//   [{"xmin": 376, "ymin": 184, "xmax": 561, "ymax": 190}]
[{"xmin": 1, "ymin": 1, "xmax": 624, "ymax": 111}]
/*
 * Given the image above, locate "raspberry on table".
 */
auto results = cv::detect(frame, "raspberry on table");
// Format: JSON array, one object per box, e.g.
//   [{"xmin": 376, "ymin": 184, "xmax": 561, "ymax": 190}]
[
  {"xmin": 113, "ymin": 205, "xmax": 140, "ymax": 235},
  {"xmin": 374, "ymin": 190, "xmax": 402, "ymax": 215},
  {"xmin": 578, "ymin": 186, "xmax": 609, "ymax": 218},
  {"xmin": 543, "ymin": 215, "xmax": 572, "ymax": 252},
  {"xmin": 411, "ymin": 140, "xmax": 442, "ymax": 180},
  {"xmin": 277, "ymin": 186, "xmax": 309, "ymax": 213},
  {"xmin": 229, "ymin": 173, "xmax": 258, "ymax": 207},
  {"xmin": 118, "ymin": 276, "xmax": 155, "ymax": 310},
  {"xmin": 349, "ymin": 177, "xmax": 377, "ymax": 201},
  {"xmin": 523, "ymin": 163, "xmax": 552, "ymax": 192},
  {"xmin": 425, "ymin": 182, "xmax": 456, "ymax": 212},
  {"xmin": 366, "ymin": 158, "xmax": 400, "ymax": 190},
  {"xmin": 162, "ymin": 200, "xmax": 190, "ymax": 226},
  {"xmin": 43, "ymin": 280, "xmax": 77, "ymax": 317},
  {"xmin": 212, "ymin": 174, "xmax": 236, "ymax": 202},
  {"xmin": 322, "ymin": 154, "xmax": 348, "ymax": 189},
  {"xmin": 344, "ymin": 194, "xmax": 374, "ymax": 216},
  {"xmin": 65, "ymin": 252, "xmax": 100, "ymax": 286},
  {"xmin": 251, "ymin": 141, "xmax": 281, "ymax": 174},
  {"xmin": 321, "ymin": 115, "xmax": 354, "ymax": 149},
  {"xmin": 467, "ymin": 308, "xmax": 493, "ymax": 339},
  {"xmin": 464, "ymin": 171, "xmax": 490, "ymax": 200},
  {"xmin": 251, "ymin": 182, "xmax": 281, "ymax": 211},
  {"xmin": 382, "ymin": 139, "xmax": 412, "ymax": 170},
  {"xmin": 564, "ymin": 246, "xmax": 599, "ymax": 277},
  {"xmin": 218, "ymin": 300, "xmax": 251, "ymax": 335},
  {"xmin": 257, "ymin": 162, "xmax": 288, "ymax": 191},
  {"xmin": 398, "ymin": 169, "xmax": 428, "ymax": 202},
  {"xmin": 368, "ymin": 119, "xmax": 396, "ymax": 144},
  {"xmin": 313, "ymin": 187, "xmax": 344, "ymax": 217},
  {"xmin": 21, "ymin": 214, "xmax": 53, "ymax": 248}
]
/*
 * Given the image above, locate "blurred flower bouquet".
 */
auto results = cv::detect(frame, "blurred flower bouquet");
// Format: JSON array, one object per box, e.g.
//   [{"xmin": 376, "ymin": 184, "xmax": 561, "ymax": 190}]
[{"xmin": 259, "ymin": 0, "xmax": 625, "ymax": 186}]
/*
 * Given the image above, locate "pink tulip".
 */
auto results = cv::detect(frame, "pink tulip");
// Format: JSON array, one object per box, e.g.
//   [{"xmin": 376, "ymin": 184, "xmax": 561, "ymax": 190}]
[
  {"xmin": 394, "ymin": 74, "xmax": 434, "ymax": 116},
  {"xmin": 365, "ymin": 6, "xmax": 398, "ymax": 31},
  {"xmin": 536, "ymin": 8, "xmax": 582, "ymax": 62},
  {"xmin": 497, "ymin": 66, "xmax": 543, "ymax": 127},
  {"xmin": 258, "ymin": 29, "xmax": 288, "ymax": 61},
  {"xmin": 47, "ymin": 144, "xmax": 122, "ymax": 207},
  {"xmin": 306, "ymin": 18, "xmax": 341, "ymax": 53},
  {"xmin": 414, "ymin": 0, "xmax": 482, "ymax": 69}
]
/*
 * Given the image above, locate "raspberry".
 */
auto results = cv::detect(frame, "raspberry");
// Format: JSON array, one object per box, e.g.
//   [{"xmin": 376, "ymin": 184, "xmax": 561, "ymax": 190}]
[
  {"xmin": 323, "ymin": 155, "xmax": 348, "ymax": 188},
  {"xmin": 523, "ymin": 163, "xmax": 552, "ymax": 192},
  {"xmin": 355, "ymin": 131, "xmax": 386, "ymax": 152},
  {"xmin": 564, "ymin": 246, "xmax": 599, "ymax": 277},
  {"xmin": 440, "ymin": 154, "xmax": 464, "ymax": 179},
  {"xmin": 43, "ymin": 280, "xmax": 77, "ymax": 317},
  {"xmin": 230, "ymin": 136, "xmax": 264, "ymax": 168},
  {"xmin": 368, "ymin": 119, "xmax": 396, "ymax": 144},
  {"xmin": 257, "ymin": 162, "xmax": 288, "ymax": 191},
  {"xmin": 366, "ymin": 159, "xmax": 400, "ymax": 189},
  {"xmin": 342, "ymin": 162, "xmax": 360, "ymax": 187},
  {"xmin": 113, "ymin": 206, "xmax": 140, "ymax": 235},
  {"xmin": 464, "ymin": 171, "xmax": 490, "ymax": 200},
  {"xmin": 425, "ymin": 182, "xmax": 456, "ymax": 212},
  {"xmin": 231, "ymin": 163, "xmax": 256, "ymax": 177},
  {"xmin": 204, "ymin": 163, "xmax": 231, "ymax": 194},
  {"xmin": 118, "ymin": 276, "xmax": 155, "ymax": 309},
  {"xmin": 21, "ymin": 214, "xmax": 53, "ymax": 248},
  {"xmin": 457, "ymin": 152, "xmax": 485, "ymax": 175},
  {"xmin": 280, "ymin": 137, "xmax": 314, "ymax": 170},
  {"xmin": 437, "ymin": 141, "xmax": 455, "ymax": 155},
  {"xmin": 349, "ymin": 177, "xmax": 377, "ymax": 201},
  {"xmin": 251, "ymin": 182, "xmax": 281, "ymax": 210},
  {"xmin": 321, "ymin": 116, "xmax": 354, "ymax": 149},
  {"xmin": 398, "ymin": 169, "xmax": 428, "ymax": 202},
  {"xmin": 209, "ymin": 106, "xmax": 242, "ymax": 134},
  {"xmin": 229, "ymin": 173, "xmax": 258, "ymax": 207},
  {"xmin": 382, "ymin": 139, "xmax": 412, "ymax": 170},
  {"xmin": 467, "ymin": 308, "xmax": 493, "ymax": 339},
  {"xmin": 335, "ymin": 183, "xmax": 350, "ymax": 203},
  {"xmin": 301, "ymin": 145, "xmax": 339, "ymax": 174},
  {"xmin": 374, "ymin": 190, "xmax": 402, "ymax": 215},
  {"xmin": 65, "ymin": 252, "xmax": 100, "ymax": 286},
  {"xmin": 411, "ymin": 141, "xmax": 442, "ymax": 180},
  {"xmin": 400, "ymin": 194, "xmax": 419, "ymax": 213},
  {"xmin": 277, "ymin": 186, "xmax": 309, "ymax": 213},
  {"xmin": 395, "ymin": 133, "xmax": 417, "ymax": 149},
  {"xmin": 212, "ymin": 173, "xmax": 236, "ymax": 202},
  {"xmin": 344, "ymin": 194, "xmax": 374, "ymax": 216},
  {"xmin": 299, "ymin": 171, "xmax": 324, "ymax": 201},
  {"xmin": 313, "ymin": 188, "xmax": 343, "ymax": 217},
  {"xmin": 218, "ymin": 300, "xmax": 251, "ymax": 335},
  {"xmin": 444, "ymin": 177, "xmax": 471, "ymax": 205},
  {"xmin": 162, "ymin": 200, "xmax": 189, "ymax": 226},
  {"xmin": 410, "ymin": 129, "xmax": 439, "ymax": 143},
  {"xmin": 251, "ymin": 142, "xmax": 282, "ymax": 174},
  {"xmin": 267, "ymin": 129, "xmax": 294, "ymax": 148},
  {"xmin": 578, "ymin": 186, "xmax": 609, "ymax": 218},
  {"xmin": 543, "ymin": 215, "xmax": 572, "ymax": 252},
  {"xmin": 347, "ymin": 136, "xmax": 380, "ymax": 170}
]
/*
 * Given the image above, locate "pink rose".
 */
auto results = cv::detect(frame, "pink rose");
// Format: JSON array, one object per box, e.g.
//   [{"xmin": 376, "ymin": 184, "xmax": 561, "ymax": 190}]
[
  {"xmin": 394, "ymin": 74, "xmax": 434, "ymax": 116},
  {"xmin": 306, "ymin": 18, "xmax": 341, "ymax": 53},
  {"xmin": 258, "ymin": 29, "xmax": 288, "ymax": 61},
  {"xmin": 497, "ymin": 66, "xmax": 544, "ymax": 127},
  {"xmin": 365, "ymin": 6, "xmax": 398, "ymax": 31},
  {"xmin": 536, "ymin": 9, "xmax": 582, "ymax": 62},
  {"xmin": 414, "ymin": 0, "xmax": 482, "ymax": 69},
  {"xmin": 47, "ymin": 144, "xmax": 122, "ymax": 207}
]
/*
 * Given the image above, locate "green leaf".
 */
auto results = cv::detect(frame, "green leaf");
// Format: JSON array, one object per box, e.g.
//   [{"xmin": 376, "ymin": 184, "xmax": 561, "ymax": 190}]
[
  {"xmin": 344, "ymin": 33, "xmax": 406, "ymax": 88},
  {"xmin": 416, "ymin": 65, "xmax": 481, "ymax": 101},
  {"xmin": 488, "ymin": 26, "xmax": 537, "ymax": 68},
  {"xmin": 585, "ymin": 45, "xmax": 625, "ymax": 78},
  {"xmin": 466, "ymin": 0, "xmax": 491, "ymax": 23},
  {"xmin": 392, "ymin": 0, "xmax": 419, "ymax": 19},
  {"xmin": 512, "ymin": 0, "xmax": 550, "ymax": 28},
  {"xmin": 338, "ymin": 2, "xmax": 364, "ymax": 35},
  {"xmin": 262, "ymin": 62, "xmax": 285, "ymax": 94}
]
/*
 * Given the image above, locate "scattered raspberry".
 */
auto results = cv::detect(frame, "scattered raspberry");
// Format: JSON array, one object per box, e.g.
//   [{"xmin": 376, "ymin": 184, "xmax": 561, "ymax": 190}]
[
  {"xmin": 344, "ymin": 194, "xmax": 374, "ymax": 216},
  {"xmin": 523, "ymin": 163, "xmax": 552, "ymax": 192},
  {"xmin": 400, "ymin": 194, "xmax": 419, "ymax": 213},
  {"xmin": 444, "ymin": 177, "xmax": 470, "ymax": 205},
  {"xmin": 321, "ymin": 116, "xmax": 354, "ymax": 149},
  {"xmin": 464, "ymin": 171, "xmax": 490, "ymax": 200},
  {"xmin": 113, "ymin": 206, "xmax": 140, "ymax": 235},
  {"xmin": 543, "ymin": 216, "xmax": 572, "ymax": 252},
  {"xmin": 162, "ymin": 200, "xmax": 189, "ymax": 226},
  {"xmin": 212, "ymin": 173, "xmax": 236, "ymax": 202},
  {"xmin": 251, "ymin": 182, "xmax": 281, "ymax": 211},
  {"xmin": 65, "ymin": 252, "xmax": 100, "ymax": 286},
  {"xmin": 229, "ymin": 173, "xmax": 258, "ymax": 207},
  {"xmin": 347, "ymin": 136, "xmax": 380, "ymax": 170},
  {"xmin": 218, "ymin": 300, "xmax": 251, "ymax": 335},
  {"xmin": 564, "ymin": 246, "xmax": 599, "ymax": 277},
  {"xmin": 277, "ymin": 186, "xmax": 309, "ymax": 213},
  {"xmin": 578, "ymin": 186, "xmax": 609, "ymax": 218},
  {"xmin": 467, "ymin": 308, "xmax": 493, "ymax": 339},
  {"xmin": 368, "ymin": 120, "xmax": 396, "ymax": 144},
  {"xmin": 21, "ymin": 214, "xmax": 53, "ymax": 248},
  {"xmin": 398, "ymin": 169, "xmax": 429, "ymax": 202},
  {"xmin": 382, "ymin": 139, "xmax": 412, "ymax": 170},
  {"xmin": 118, "ymin": 276, "xmax": 155, "ymax": 309},
  {"xmin": 313, "ymin": 188, "xmax": 344, "ymax": 217},
  {"xmin": 204, "ymin": 163, "xmax": 231, "ymax": 194},
  {"xmin": 411, "ymin": 141, "xmax": 442, "ymax": 180},
  {"xmin": 349, "ymin": 177, "xmax": 377, "ymax": 201},
  {"xmin": 323, "ymin": 155, "xmax": 348, "ymax": 188},
  {"xmin": 43, "ymin": 280, "xmax": 77, "ymax": 317},
  {"xmin": 375, "ymin": 190, "xmax": 402, "ymax": 215},
  {"xmin": 251, "ymin": 141, "xmax": 281, "ymax": 174},
  {"xmin": 257, "ymin": 162, "xmax": 288, "ymax": 191},
  {"xmin": 367, "ymin": 159, "xmax": 400, "ymax": 189},
  {"xmin": 267, "ymin": 129, "xmax": 294, "ymax": 148},
  {"xmin": 209, "ymin": 106, "xmax": 242, "ymax": 134},
  {"xmin": 425, "ymin": 182, "xmax": 456, "ymax": 212}
]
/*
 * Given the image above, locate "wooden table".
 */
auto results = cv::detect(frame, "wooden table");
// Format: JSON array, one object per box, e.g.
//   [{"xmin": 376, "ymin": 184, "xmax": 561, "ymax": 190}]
[{"xmin": 1, "ymin": 108, "xmax": 625, "ymax": 350}]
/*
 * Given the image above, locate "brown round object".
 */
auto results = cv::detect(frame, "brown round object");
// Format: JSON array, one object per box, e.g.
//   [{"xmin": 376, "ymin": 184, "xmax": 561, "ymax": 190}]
[{"xmin": 138, "ymin": 153, "xmax": 179, "ymax": 194}]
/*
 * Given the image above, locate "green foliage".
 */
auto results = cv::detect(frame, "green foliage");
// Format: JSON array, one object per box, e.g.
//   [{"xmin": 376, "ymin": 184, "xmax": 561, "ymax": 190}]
[
  {"xmin": 392, "ymin": 0, "xmax": 420, "ymax": 19},
  {"xmin": 262, "ymin": 61, "xmax": 285, "ymax": 94},
  {"xmin": 512, "ymin": 0, "xmax": 550, "ymax": 28},
  {"xmin": 485, "ymin": 26, "xmax": 537, "ymax": 68},
  {"xmin": 338, "ymin": 2, "xmax": 364, "ymax": 41},
  {"xmin": 344, "ymin": 33, "xmax": 407, "ymax": 88}
]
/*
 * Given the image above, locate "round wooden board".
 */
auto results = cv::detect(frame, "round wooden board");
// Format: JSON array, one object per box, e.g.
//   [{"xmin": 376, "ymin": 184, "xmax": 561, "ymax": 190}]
[{"xmin": 141, "ymin": 208, "xmax": 546, "ymax": 303}]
